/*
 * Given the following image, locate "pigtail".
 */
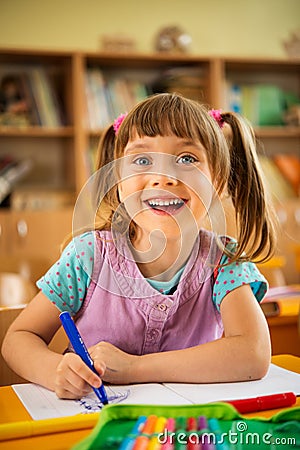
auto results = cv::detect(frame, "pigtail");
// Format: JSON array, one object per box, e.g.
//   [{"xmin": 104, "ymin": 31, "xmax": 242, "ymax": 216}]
[
  {"xmin": 61, "ymin": 125, "xmax": 118, "ymax": 251},
  {"xmin": 221, "ymin": 112, "xmax": 277, "ymax": 263},
  {"xmin": 94, "ymin": 122, "xmax": 132, "ymax": 238},
  {"xmin": 95, "ymin": 124, "xmax": 116, "ymax": 170},
  {"xmin": 93, "ymin": 124, "xmax": 119, "ymax": 231}
]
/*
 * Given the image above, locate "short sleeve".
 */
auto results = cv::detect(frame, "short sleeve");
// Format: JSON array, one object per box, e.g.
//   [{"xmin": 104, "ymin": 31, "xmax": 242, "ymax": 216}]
[
  {"xmin": 212, "ymin": 252, "xmax": 268, "ymax": 312},
  {"xmin": 36, "ymin": 232, "xmax": 95, "ymax": 315}
]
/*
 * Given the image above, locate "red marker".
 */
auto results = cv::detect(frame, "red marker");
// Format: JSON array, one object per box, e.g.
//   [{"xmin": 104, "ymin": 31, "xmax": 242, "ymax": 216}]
[
  {"xmin": 187, "ymin": 417, "xmax": 200, "ymax": 450},
  {"xmin": 226, "ymin": 392, "xmax": 297, "ymax": 414}
]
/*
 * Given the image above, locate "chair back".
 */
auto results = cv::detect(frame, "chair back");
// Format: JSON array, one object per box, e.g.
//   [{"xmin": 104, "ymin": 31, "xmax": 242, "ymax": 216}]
[
  {"xmin": 0, "ymin": 305, "xmax": 28, "ymax": 385},
  {"xmin": 0, "ymin": 256, "xmax": 50, "ymax": 284},
  {"xmin": 0, "ymin": 272, "xmax": 37, "ymax": 307}
]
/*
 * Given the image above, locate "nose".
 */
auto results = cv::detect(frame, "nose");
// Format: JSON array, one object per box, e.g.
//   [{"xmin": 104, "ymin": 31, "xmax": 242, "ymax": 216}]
[
  {"xmin": 147, "ymin": 154, "xmax": 179, "ymax": 187},
  {"xmin": 148, "ymin": 172, "xmax": 179, "ymax": 187}
]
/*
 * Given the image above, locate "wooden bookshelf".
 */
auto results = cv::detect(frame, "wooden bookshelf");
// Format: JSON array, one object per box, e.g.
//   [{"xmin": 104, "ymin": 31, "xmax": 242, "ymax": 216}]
[
  {"xmin": 0, "ymin": 48, "xmax": 299, "ymax": 279},
  {"xmin": 0, "ymin": 48, "xmax": 76, "ymax": 269},
  {"xmin": 0, "ymin": 126, "xmax": 74, "ymax": 137},
  {"xmin": 255, "ymin": 126, "xmax": 300, "ymax": 138}
]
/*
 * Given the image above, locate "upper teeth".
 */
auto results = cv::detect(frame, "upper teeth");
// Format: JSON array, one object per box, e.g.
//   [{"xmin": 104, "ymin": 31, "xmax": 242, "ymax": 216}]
[{"xmin": 148, "ymin": 199, "xmax": 183, "ymax": 206}]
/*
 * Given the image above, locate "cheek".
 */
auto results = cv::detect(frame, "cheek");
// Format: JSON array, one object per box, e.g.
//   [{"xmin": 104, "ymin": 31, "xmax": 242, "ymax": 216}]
[
  {"xmin": 118, "ymin": 179, "xmax": 136, "ymax": 203},
  {"xmin": 117, "ymin": 180, "xmax": 143, "ymax": 221},
  {"xmin": 118, "ymin": 177, "xmax": 135, "ymax": 202},
  {"xmin": 182, "ymin": 171, "xmax": 214, "ymax": 211},
  {"xmin": 198, "ymin": 178, "xmax": 214, "ymax": 208}
]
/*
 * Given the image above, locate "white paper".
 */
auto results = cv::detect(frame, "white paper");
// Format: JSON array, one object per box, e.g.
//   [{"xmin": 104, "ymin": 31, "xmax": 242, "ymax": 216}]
[
  {"xmin": 164, "ymin": 364, "xmax": 300, "ymax": 404},
  {"xmin": 12, "ymin": 384, "xmax": 126, "ymax": 420},
  {"xmin": 12, "ymin": 383, "xmax": 189, "ymax": 420},
  {"xmin": 116, "ymin": 383, "xmax": 191, "ymax": 406},
  {"xmin": 12, "ymin": 383, "xmax": 96, "ymax": 420},
  {"xmin": 12, "ymin": 364, "xmax": 300, "ymax": 420}
]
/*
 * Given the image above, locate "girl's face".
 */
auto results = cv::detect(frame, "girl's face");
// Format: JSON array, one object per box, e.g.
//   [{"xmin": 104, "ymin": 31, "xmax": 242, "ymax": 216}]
[{"xmin": 117, "ymin": 134, "xmax": 214, "ymax": 243}]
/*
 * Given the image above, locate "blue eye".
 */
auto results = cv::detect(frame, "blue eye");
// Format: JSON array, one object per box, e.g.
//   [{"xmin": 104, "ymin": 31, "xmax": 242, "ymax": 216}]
[
  {"xmin": 178, "ymin": 154, "xmax": 197, "ymax": 165},
  {"xmin": 133, "ymin": 156, "xmax": 151, "ymax": 166}
]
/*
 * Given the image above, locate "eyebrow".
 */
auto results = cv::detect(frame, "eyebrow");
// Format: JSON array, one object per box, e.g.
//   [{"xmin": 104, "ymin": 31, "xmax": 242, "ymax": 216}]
[
  {"xmin": 124, "ymin": 139, "xmax": 205, "ymax": 154},
  {"xmin": 181, "ymin": 140, "xmax": 205, "ymax": 151},
  {"xmin": 124, "ymin": 143, "xmax": 150, "ymax": 154}
]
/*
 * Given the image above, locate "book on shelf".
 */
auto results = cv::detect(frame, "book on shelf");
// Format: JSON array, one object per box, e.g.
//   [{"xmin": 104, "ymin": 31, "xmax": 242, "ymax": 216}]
[
  {"xmin": 85, "ymin": 69, "xmax": 111, "ymax": 129},
  {"xmin": 10, "ymin": 187, "xmax": 75, "ymax": 211},
  {"xmin": 84, "ymin": 68, "xmax": 149, "ymax": 130},
  {"xmin": 258, "ymin": 155, "xmax": 296, "ymax": 200},
  {"xmin": 106, "ymin": 78, "xmax": 147, "ymax": 117},
  {"xmin": 20, "ymin": 72, "xmax": 42, "ymax": 125},
  {"xmin": 0, "ymin": 156, "xmax": 33, "ymax": 205},
  {"xmin": 152, "ymin": 66, "xmax": 206, "ymax": 101},
  {"xmin": 28, "ymin": 67, "xmax": 63, "ymax": 127},
  {"xmin": 273, "ymin": 154, "xmax": 300, "ymax": 196},
  {"xmin": 261, "ymin": 285, "xmax": 300, "ymax": 317},
  {"xmin": 0, "ymin": 155, "xmax": 15, "ymax": 205},
  {"xmin": 0, "ymin": 68, "xmax": 64, "ymax": 127},
  {"xmin": 224, "ymin": 82, "xmax": 242, "ymax": 113},
  {"xmin": 225, "ymin": 83, "xmax": 286, "ymax": 126}
]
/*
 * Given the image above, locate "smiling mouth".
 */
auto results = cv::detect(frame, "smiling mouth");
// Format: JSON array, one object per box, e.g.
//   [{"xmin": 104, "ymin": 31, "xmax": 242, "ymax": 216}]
[{"xmin": 145, "ymin": 198, "xmax": 186, "ymax": 214}]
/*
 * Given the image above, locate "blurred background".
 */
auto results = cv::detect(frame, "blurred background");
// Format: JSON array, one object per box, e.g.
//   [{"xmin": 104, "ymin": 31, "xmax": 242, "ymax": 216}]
[{"xmin": 0, "ymin": 0, "xmax": 299, "ymax": 57}]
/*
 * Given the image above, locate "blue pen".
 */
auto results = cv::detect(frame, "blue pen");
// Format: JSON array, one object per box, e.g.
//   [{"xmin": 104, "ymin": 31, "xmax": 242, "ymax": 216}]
[{"xmin": 59, "ymin": 311, "xmax": 108, "ymax": 405}]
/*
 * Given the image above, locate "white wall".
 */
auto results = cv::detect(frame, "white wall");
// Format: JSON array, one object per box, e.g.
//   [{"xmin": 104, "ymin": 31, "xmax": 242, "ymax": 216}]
[{"xmin": 0, "ymin": 0, "xmax": 299, "ymax": 57}]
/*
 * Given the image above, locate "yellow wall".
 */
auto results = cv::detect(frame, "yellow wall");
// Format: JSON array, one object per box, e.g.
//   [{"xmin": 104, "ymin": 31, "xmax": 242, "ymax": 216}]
[{"xmin": 0, "ymin": 0, "xmax": 299, "ymax": 57}]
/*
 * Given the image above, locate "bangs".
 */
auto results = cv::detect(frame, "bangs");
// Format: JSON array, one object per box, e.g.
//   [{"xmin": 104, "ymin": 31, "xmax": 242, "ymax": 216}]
[{"xmin": 116, "ymin": 93, "xmax": 215, "ymax": 148}]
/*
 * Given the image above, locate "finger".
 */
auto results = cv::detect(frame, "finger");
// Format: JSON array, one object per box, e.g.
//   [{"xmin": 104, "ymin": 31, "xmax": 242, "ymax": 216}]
[
  {"xmin": 55, "ymin": 365, "xmax": 91, "ymax": 399},
  {"xmin": 56, "ymin": 365, "xmax": 91, "ymax": 399},
  {"xmin": 56, "ymin": 353, "xmax": 101, "ymax": 396},
  {"xmin": 66, "ymin": 353, "xmax": 102, "ymax": 387},
  {"xmin": 55, "ymin": 382, "xmax": 91, "ymax": 400}
]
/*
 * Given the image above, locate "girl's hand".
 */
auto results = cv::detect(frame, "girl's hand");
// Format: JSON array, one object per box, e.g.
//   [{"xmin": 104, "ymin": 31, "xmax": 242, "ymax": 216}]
[
  {"xmin": 54, "ymin": 352, "xmax": 106, "ymax": 399},
  {"xmin": 89, "ymin": 341, "xmax": 138, "ymax": 384}
]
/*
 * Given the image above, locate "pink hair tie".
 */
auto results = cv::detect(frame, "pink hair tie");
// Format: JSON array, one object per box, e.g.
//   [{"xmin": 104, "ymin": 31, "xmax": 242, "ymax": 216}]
[
  {"xmin": 208, "ymin": 109, "xmax": 224, "ymax": 128},
  {"xmin": 113, "ymin": 113, "xmax": 128, "ymax": 134}
]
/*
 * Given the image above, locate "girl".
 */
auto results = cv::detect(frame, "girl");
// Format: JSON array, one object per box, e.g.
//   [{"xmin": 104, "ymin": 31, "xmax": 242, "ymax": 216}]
[{"xmin": 2, "ymin": 93, "xmax": 277, "ymax": 400}]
